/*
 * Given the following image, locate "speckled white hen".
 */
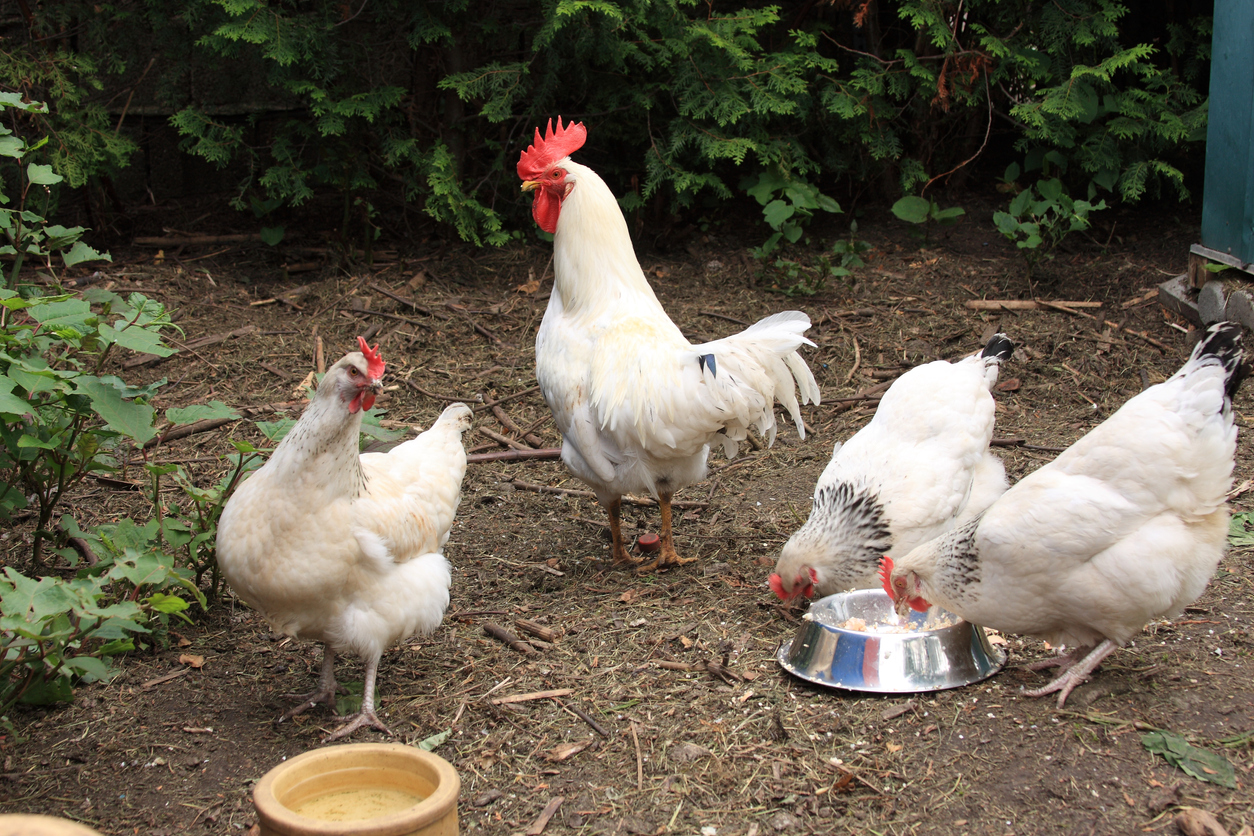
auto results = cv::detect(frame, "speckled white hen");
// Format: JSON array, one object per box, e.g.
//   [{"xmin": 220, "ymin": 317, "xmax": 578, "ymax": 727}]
[
  {"xmin": 770, "ymin": 334, "xmax": 1014, "ymax": 602},
  {"xmin": 216, "ymin": 339, "xmax": 472, "ymax": 740},
  {"xmin": 884, "ymin": 321, "xmax": 1246, "ymax": 707},
  {"xmin": 518, "ymin": 118, "xmax": 820, "ymax": 571}
]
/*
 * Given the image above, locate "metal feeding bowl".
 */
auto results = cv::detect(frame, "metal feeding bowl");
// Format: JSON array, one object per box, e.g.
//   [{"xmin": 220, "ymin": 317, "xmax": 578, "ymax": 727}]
[{"xmin": 777, "ymin": 588, "xmax": 1006, "ymax": 693}]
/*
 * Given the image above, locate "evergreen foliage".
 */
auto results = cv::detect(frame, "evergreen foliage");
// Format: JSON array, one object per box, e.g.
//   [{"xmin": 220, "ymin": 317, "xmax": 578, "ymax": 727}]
[{"xmin": 0, "ymin": 1, "xmax": 1212, "ymax": 244}]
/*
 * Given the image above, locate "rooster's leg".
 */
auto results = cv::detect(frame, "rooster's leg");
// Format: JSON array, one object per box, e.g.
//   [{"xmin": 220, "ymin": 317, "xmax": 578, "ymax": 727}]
[
  {"xmin": 278, "ymin": 646, "xmax": 339, "ymax": 722},
  {"xmin": 323, "ymin": 654, "xmax": 391, "ymax": 741},
  {"xmin": 1022, "ymin": 639, "xmax": 1118, "ymax": 708},
  {"xmin": 608, "ymin": 498, "xmax": 641, "ymax": 566},
  {"xmin": 636, "ymin": 490, "xmax": 697, "ymax": 572},
  {"xmin": 1021, "ymin": 648, "xmax": 1084, "ymax": 673}
]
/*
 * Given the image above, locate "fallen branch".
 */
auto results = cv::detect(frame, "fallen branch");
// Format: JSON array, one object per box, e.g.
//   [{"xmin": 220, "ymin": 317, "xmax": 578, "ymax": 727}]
[
  {"xmin": 484, "ymin": 623, "xmax": 536, "ymax": 655},
  {"xmin": 479, "ymin": 426, "xmax": 530, "ymax": 451},
  {"xmin": 491, "ymin": 689, "xmax": 573, "ymax": 705},
  {"xmin": 142, "ymin": 400, "xmax": 303, "ymax": 449},
  {"xmin": 699, "ymin": 310, "xmax": 750, "ymax": 327},
  {"xmin": 515, "ymin": 619, "xmax": 558, "ymax": 642},
  {"xmin": 483, "ymin": 395, "xmax": 546, "ymax": 447},
  {"xmin": 1036, "ymin": 299, "xmax": 1097, "ymax": 320},
  {"xmin": 508, "ymin": 479, "xmax": 709, "ymax": 509},
  {"xmin": 1103, "ymin": 320, "xmax": 1170, "ymax": 352},
  {"xmin": 133, "ymin": 233, "xmax": 264, "ymax": 247},
  {"xmin": 963, "ymin": 299, "xmax": 1102, "ymax": 311},
  {"xmin": 467, "ymin": 448, "xmax": 561, "ymax": 464},
  {"xmin": 341, "ymin": 308, "xmax": 429, "ymax": 329},
  {"xmin": 989, "ymin": 437, "xmax": 1025, "ymax": 447},
  {"xmin": 563, "ymin": 703, "xmax": 610, "ymax": 738}
]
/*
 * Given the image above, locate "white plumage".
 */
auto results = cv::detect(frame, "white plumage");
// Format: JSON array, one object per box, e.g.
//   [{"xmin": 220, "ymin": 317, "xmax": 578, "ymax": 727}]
[
  {"xmin": 770, "ymin": 335, "xmax": 1012, "ymax": 600},
  {"xmin": 217, "ymin": 343, "xmax": 472, "ymax": 739},
  {"xmin": 519, "ymin": 119, "xmax": 819, "ymax": 569},
  {"xmin": 885, "ymin": 321, "xmax": 1245, "ymax": 706}
]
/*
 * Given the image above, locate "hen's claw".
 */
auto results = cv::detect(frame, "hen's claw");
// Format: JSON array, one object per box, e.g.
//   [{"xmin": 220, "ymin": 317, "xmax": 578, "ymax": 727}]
[
  {"xmin": 323, "ymin": 709, "xmax": 391, "ymax": 742},
  {"xmin": 277, "ymin": 650, "xmax": 339, "ymax": 723}
]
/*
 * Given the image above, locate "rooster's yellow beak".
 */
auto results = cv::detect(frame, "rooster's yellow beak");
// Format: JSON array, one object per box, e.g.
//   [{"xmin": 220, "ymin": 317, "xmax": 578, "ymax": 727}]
[{"xmin": 520, "ymin": 180, "xmax": 540, "ymax": 193}]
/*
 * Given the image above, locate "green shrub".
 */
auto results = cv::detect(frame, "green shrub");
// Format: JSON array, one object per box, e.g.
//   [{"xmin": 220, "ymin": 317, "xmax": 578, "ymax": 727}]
[{"xmin": 993, "ymin": 162, "xmax": 1107, "ymax": 281}]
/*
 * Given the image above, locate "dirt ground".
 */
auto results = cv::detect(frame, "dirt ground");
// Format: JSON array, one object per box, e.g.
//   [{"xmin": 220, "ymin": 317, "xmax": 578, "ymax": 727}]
[{"xmin": 1, "ymin": 192, "xmax": 1251, "ymax": 836}]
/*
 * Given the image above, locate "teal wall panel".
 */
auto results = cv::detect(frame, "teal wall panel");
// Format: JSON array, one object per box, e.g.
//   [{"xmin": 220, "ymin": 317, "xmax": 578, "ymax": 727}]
[{"xmin": 1201, "ymin": 1, "xmax": 1254, "ymax": 264}]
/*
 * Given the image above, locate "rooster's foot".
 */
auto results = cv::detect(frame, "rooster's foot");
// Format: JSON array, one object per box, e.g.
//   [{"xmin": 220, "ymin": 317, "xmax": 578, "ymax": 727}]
[
  {"xmin": 323, "ymin": 708, "xmax": 392, "ymax": 742},
  {"xmin": 634, "ymin": 548, "xmax": 697, "ymax": 574}
]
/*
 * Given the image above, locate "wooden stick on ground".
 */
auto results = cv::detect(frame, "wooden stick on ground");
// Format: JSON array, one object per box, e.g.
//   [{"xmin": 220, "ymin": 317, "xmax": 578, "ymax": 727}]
[
  {"xmin": 562, "ymin": 703, "xmax": 610, "ymax": 738},
  {"xmin": 964, "ymin": 299, "xmax": 1102, "ymax": 311},
  {"xmin": 467, "ymin": 448, "xmax": 561, "ymax": 464},
  {"xmin": 490, "ymin": 689, "xmax": 573, "ymax": 705},
  {"xmin": 515, "ymin": 619, "xmax": 558, "ymax": 642},
  {"xmin": 479, "ymin": 426, "xmax": 530, "ymax": 451},
  {"xmin": 524, "ymin": 797, "xmax": 565, "ymax": 836},
  {"xmin": 1103, "ymin": 320, "xmax": 1171, "ymax": 352},
  {"xmin": 484, "ymin": 623, "xmax": 536, "ymax": 655}
]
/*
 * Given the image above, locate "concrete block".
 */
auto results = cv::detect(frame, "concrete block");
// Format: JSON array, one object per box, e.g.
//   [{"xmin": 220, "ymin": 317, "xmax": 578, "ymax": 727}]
[
  {"xmin": 1225, "ymin": 287, "xmax": 1254, "ymax": 331},
  {"xmin": 1158, "ymin": 274, "xmax": 1202, "ymax": 326},
  {"xmin": 1199, "ymin": 280, "xmax": 1227, "ymax": 324}
]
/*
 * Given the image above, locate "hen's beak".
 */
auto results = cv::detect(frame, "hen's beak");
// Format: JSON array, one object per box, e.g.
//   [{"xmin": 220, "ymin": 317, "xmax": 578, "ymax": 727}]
[{"xmin": 521, "ymin": 180, "xmax": 540, "ymax": 193}]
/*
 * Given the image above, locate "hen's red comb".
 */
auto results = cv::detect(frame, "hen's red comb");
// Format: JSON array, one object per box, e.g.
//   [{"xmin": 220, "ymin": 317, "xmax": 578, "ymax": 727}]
[
  {"xmin": 357, "ymin": 336, "xmax": 385, "ymax": 380},
  {"xmin": 878, "ymin": 556, "xmax": 895, "ymax": 598},
  {"xmin": 517, "ymin": 117, "xmax": 587, "ymax": 181}
]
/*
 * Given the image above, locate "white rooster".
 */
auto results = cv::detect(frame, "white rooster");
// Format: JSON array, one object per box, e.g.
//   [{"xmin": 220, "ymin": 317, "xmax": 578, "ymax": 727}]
[
  {"xmin": 518, "ymin": 118, "xmax": 820, "ymax": 571},
  {"xmin": 770, "ymin": 334, "xmax": 1013, "ymax": 601},
  {"xmin": 883, "ymin": 321, "xmax": 1246, "ymax": 707},
  {"xmin": 217, "ymin": 338, "xmax": 472, "ymax": 740}
]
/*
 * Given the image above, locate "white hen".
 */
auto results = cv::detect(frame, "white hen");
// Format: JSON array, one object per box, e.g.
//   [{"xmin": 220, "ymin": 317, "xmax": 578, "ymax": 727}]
[
  {"xmin": 770, "ymin": 334, "xmax": 1013, "ymax": 601},
  {"xmin": 884, "ymin": 321, "xmax": 1246, "ymax": 707},
  {"xmin": 217, "ymin": 339, "xmax": 472, "ymax": 740},
  {"xmin": 518, "ymin": 118, "xmax": 820, "ymax": 570}
]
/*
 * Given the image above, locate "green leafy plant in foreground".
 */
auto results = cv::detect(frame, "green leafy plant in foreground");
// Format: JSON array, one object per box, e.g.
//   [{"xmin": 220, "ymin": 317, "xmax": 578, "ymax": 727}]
[
  {"xmin": 891, "ymin": 196, "xmax": 966, "ymax": 246},
  {"xmin": 0, "ymin": 288, "xmax": 178, "ymax": 562}
]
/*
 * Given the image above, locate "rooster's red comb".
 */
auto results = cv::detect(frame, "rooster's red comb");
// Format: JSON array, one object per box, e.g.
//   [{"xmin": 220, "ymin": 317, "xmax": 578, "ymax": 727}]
[
  {"xmin": 878, "ymin": 556, "xmax": 895, "ymax": 598},
  {"xmin": 357, "ymin": 336, "xmax": 385, "ymax": 380},
  {"xmin": 517, "ymin": 117, "xmax": 587, "ymax": 181}
]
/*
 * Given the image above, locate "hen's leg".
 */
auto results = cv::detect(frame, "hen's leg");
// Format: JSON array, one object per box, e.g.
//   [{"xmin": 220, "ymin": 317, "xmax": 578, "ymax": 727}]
[
  {"xmin": 324, "ymin": 655, "xmax": 391, "ymax": 741},
  {"xmin": 1021, "ymin": 647, "xmax": 1088, "ymax": 673},
  {"xmin": 278, "ymin": 646, "xmax": 339, "ymax": 722},
  {"xmin": 1022, "ymin": 639, "xmax": 1118, "ymax": 708},
  {"xmin": 637, "ymin": 491, "xmax": 697, "ymax": 572},
  {"xmin": 609, "ymin": 498, "xmax": 641, "ymax": 566}
]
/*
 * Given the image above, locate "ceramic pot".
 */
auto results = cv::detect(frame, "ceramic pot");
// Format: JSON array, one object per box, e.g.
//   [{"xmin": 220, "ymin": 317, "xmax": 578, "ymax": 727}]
[{"xmin": 253, "ymin": 743, "xmax": 459, "ymax": 836}]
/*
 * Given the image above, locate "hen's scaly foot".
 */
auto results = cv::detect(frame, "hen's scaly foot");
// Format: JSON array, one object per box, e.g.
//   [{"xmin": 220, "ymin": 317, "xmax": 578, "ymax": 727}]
[
  {"xmin": 322, "ymin": 707, "xmax": 392, "ymax": 742},
  {"xmin": 1021, "ymin": 640, "xmax": 1117, "ymax": 708},
  {"xmin": 277, "ymin": 649, "xmax": 339, "ymax": 723}
]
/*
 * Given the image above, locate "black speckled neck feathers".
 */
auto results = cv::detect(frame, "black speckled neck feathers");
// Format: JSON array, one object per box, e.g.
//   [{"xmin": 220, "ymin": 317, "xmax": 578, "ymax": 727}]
[{"xmin": 786, "ymin": 481, "xmax": 893, "ymax": 588}]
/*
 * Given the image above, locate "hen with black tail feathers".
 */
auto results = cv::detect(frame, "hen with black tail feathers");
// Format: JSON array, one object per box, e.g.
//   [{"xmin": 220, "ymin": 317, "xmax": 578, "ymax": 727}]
[
  {"xmin": 884, "ymin": 321, "xmax": 1247, "ymax": 707},
  {"xmin": 770, "ymin": 333, "xmax": 1014, "ymax": 601}
]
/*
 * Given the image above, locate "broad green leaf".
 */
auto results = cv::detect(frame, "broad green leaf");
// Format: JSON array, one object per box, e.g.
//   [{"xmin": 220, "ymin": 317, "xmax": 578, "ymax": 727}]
[
  {"xmin": 62, "ymin": 240, "xmax": 112, "ymax": 268},
  {"xmin": 26, "ymin": 162, "xmax": 63, "ymax": 186},
  {"xmin": 98, "ymin": 322, "xmax": 175, "ymax": 357},
  {"xmin": 166, "ymin": 401, "xmax": 239, "ymax": 425},
  {"xmin": 144, "ymin": 592, "xmax": 190, "ymax": 615},
  {"xmin": 933, "ymin": 206, "xmax": 965, "ymax": 223},
  {"xmin": 0, "ymin": 377, "xmax": 32, "ymax": 415},
  {"xmin": 1228, "ymin": 512, "xmax": 1254, "ymax": 546},
  {"xmin": 418, "ymin": 729, "xmax": 452, "ymax": 751},
  {"xmin": 891, "ymin": 196, "xmax": 931, "ymax": 225},
  {"xmin": 26, "ymin": 297, "xmax": 93, "ymax": 330},
  {"xmin": 73, "ymin": 376, "xmax": 158, "ymax": 444},
  {"xmin": 18, "ymin": 674, "xmax": 74, "ymax": 705},
  {"xmin": 260, "ymin": 226, "xmax": 285, "ymax": 246},
  {"xmin": 762, "ymin": 199, "xmax": 795, "ymax": 229},
  {"xmin": 1141, "ymin": 731, "xmax": 1237, "ymax": 788},
  {"xmin": 0, "ymin": 135, "xmax": 23, "ymax": 158},
  {"xmin": 62, "ymin": 655, "xmax": 113, "ymax": 683}
]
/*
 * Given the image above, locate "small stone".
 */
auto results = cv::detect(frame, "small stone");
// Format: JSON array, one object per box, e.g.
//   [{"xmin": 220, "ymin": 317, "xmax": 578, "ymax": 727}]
[
  {"xmin": 668, "ymin": 741, "xmax": 712, "ymax": 763},
  {"xmin": 1224, "ymin": 288, "xmax": 1254, "ymax": 331},
  {"xmin": 768, "ymin": 811, "xmax": 802, "ymax": 831},
  {"xmin": 1158, "ymin": 275, "xmax": 1202, "ymax": 326},
  {"xmin": 1198, "ymin": 280, "xmax": 1227, "ymax": 324}
]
